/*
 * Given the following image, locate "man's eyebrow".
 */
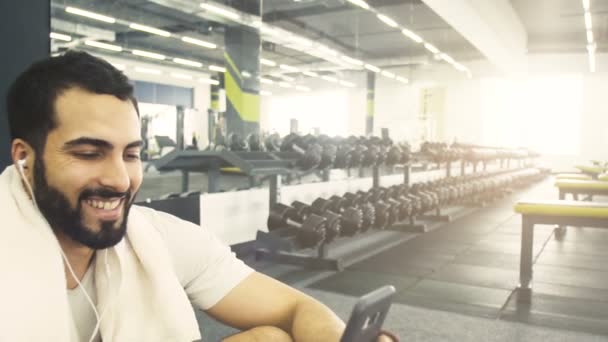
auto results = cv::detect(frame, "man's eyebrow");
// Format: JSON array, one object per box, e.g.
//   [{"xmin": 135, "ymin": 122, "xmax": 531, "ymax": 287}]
[
  {"xmin": 63, "ymin": 137, "xmax": 113, "ymax": 149},
  {"xmin": 126, "ymin": 140, "xmax": 144, "ymax": 149}
]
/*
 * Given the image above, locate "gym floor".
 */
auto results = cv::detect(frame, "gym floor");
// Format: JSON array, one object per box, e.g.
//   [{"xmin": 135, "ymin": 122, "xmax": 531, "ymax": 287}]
[{"xmin": 139, "ymin": 175, "xmax": 608, "ymax": 340}]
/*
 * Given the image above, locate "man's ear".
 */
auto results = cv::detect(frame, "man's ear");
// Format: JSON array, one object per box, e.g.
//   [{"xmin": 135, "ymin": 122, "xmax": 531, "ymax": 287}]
[{"xmin": 11, "ymin": 139, "xmax": 35, "ymax": 172}]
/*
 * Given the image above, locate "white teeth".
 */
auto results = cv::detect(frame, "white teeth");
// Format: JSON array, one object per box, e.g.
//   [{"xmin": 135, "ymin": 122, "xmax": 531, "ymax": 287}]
[{"xmin": 86, "ymin": 199, "xmax": 121, "ymax": 210}]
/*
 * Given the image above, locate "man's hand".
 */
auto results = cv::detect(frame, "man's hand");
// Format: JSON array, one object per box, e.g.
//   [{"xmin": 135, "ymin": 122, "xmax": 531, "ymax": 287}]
[{"xmin": 377, "ymin": 331, "xmax": 399, "ymax": 342}]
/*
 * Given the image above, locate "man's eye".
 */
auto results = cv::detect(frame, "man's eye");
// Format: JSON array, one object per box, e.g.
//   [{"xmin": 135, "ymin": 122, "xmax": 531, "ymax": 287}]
[
  {"xmin": 73, "ymin": 152, "xmax": 101, "ymax": 159},
  {"xmin": 125, "ymin": 154, "xmax": 141, "ymax": 160}
]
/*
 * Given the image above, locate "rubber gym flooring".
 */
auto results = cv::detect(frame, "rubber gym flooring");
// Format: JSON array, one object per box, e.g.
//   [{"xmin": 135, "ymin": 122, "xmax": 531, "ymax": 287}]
[{"xmin": 138, "ymin": 173, "xmax": 608, "ymax": 340}]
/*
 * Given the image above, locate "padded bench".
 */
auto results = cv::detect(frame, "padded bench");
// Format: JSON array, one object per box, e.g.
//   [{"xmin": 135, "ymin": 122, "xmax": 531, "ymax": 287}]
[
  {"xmin": 555, "ymin": 173, "xmax": 592, "ymax": 181},
  {"xmin": 555, "ymin": 179, "xmax": 608, "ymax": 201},
  {"xmin": 575, "ymin": 164, "xmax": 606, "ymax": 179},
  {"xmin": 513, "ymin": 200, "xmax": 608, "ymax": 302}
]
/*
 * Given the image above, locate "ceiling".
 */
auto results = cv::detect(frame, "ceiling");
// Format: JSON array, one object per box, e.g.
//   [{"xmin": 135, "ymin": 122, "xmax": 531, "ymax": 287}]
[
  {"xmin": 50, "ymin": 0, "xmax": 482, "ymax": 78},
  {"xmin": 511, "ymin": 0, "xmax": 607, "ymax": 54},
  {"xmin": 49, "ymin": 0, "xmax": 602, "ymax": 80}
]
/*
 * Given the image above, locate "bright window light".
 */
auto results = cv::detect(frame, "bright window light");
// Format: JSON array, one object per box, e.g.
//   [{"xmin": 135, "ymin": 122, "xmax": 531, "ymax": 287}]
[
  {"xmin": 480, "ymin": 75, "xmax": 582, "ymax": 154},
  {"xmin": 267, "ymin": 91, "xmax": 349, "ymax": 136},
  {"xmin": 424, "ymin": 43, "xmax": 439, "ymax": 54}
]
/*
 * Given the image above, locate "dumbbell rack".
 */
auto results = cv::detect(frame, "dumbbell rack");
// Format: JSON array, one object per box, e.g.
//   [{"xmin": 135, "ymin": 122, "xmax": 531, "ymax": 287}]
[
  {"xmin": 154, "ymin": 150, "xmax": 300, "ymax": 193},
  {"xmin": 255, "ymin": 163, "xmax": 422, "ymax": 271}
]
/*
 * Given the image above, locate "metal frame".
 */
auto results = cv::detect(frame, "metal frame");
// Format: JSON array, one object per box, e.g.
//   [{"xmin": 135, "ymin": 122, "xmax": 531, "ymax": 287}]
[{"xmin": 517, "ymin": 213, "xmax": 608, "ymax": 303}]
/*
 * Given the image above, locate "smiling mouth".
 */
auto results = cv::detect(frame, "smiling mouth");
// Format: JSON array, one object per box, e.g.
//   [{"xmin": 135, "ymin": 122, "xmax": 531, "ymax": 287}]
[{"xmin": 85, "ymin": 198, "xmax": 123, "ymax": 210}]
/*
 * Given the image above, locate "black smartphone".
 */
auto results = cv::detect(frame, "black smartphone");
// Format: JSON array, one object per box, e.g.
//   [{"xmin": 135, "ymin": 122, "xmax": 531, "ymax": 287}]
[{"xmin": 340, "ymin": 285, "xmax": 396, "ymax": 342}]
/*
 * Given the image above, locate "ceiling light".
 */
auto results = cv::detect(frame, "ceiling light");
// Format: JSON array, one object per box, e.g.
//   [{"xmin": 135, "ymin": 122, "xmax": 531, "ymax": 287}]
[
  {"xmin": 278, "ymin": 82, "xmax": 292, "ymax": 88},
  {"xmin": 585, "ymin": 11, "xmax": 592, "ymax": 29},
  {"xmin": 50, "ymin": 32, "xmax": 72, "ymax": 41},
  {"xmin": 281, "ymin": 75, "xmax": 296, "ymax": 82},
  {"xmin": 364, "ymin": 64, "xmax": 381, "ymax": 73},
  {"xmin": 424, "ymin": 43, "xmax": 439, "ymax": 54},
  {"xmin": 65, "ymin": 7, "xmax": 116, "ymax": 23},
  {"xmin": 200, "ymin": 3, "xmax": 241, "ymax": 21},
  {"xmin": 396, "ymin": 76, "xmax": 409, "ymax": 84},
  {"xmin": 318, "ymin": 45, "xmax": 339, "ymax": 56},
  {"xmin": 321, "ymin": 75, "xmax": 338, "ymax": 83},
  {"xmin": 261, "ymin": 58, "xmax": 277, "ymax": 67},
  {"xmin": 341, "ymin": 55, "xmax": 364, "ymax": 66},
  {"xmin": 242, "ymin": 71, "xmax": 252, "ymax": 78},
  {"xmin": 377, "ymin": 14, "xmax": 399, "ymax": 28},
  {"xmin": 181, "ymin": 36, "xmax": 217, "ymax": 49},
  {"xmin": 260, "ymin": 78, "xmax": 274, "ymax": 85},
  {"xmin": 260, "ymin": 90, "xmax": 273, "ymax": 96},
  {"xmin": 209, "ymin": 65, "xmax": 226, "ymax": 72},
  {"xmin": 454, "ymin": 63, "xmax": 467, "ymax": 72},
  {"xmin": 303, "ymin": 71, "xmax": 319, "ymax": 77},
  {"xmin": 111, "ymin": 63, "xmax": 126, "ymax": 70},
  {"xmin": 84, "ymin": 40, "xmax": 122, "ymax": 52},
  {"xmin": 199, "ymin": 78, "xmax": 220, "ymax": 85},
  {"xmin": 260, "ymin": 25, "xmax": 282, "ymax": 36},
  {"xmin": 296, "ymin": 85, "xmax": 311, "ymax": 92},
  {"xmin": 587, "ymin": 29, "xmax": 594, "ymax": 44},
  {"xmin": 173, "ymin": 58, "xmax": 203, "ymax": 68},
  {"xmin": 401, "ymin": 28, "xmax": 423, "ymax": 43},
  {"xmin": 171, "ymin": 73, "xmax": 193, "ymax": 80},
  {"xmin": 340, "ymin": 80, "xmax": 356, "ymax": 87},
  {"xmin": 439, "ymin": 53, "xmax": 455, "ymax": 64},
  {"xmin": 381, "ymin": 70, "xmax": 396, "ymax": 79},
  {"xmin": 346, "ymin": 0, "xmax": 370, "ymax": 10},
  {"xmin": 583, "ymin": 0, "xmax": 590, "ymax": 11},
  {"xmin": 290, "ymin": 35, "xmax": 313, "ymax": 48},
  {"xmin": 129, "ymin": 23, "xmax": 171, "ymax": 37},
  {"xmin": 134, "ymin": 67, "xmax": 161, "ymax": 75},
  {"xmin": 132, "ymin": 49, "xmax": 166, "ymax": 60},
  {"xmin": 280, "ymin": 64, "xmax": 299, "ymax": 72}
]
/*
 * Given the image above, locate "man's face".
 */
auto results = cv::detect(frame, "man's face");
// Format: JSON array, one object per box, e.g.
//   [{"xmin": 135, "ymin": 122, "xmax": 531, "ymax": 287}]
[{"xmin": 33, "ymin": 87, "xmax": 143, "ymax": 249}]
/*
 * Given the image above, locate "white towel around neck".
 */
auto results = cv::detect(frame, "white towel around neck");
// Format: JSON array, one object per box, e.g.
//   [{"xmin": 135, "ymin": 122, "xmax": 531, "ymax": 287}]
[{"xmin": 0, "ymin": 165, "xmax": 201, "ymax": 341}]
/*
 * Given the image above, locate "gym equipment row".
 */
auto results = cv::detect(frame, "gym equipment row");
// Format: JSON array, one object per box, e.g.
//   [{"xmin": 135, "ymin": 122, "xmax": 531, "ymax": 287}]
[{"xmin": 255, "ymin": 166, "xmax": 547, "ymax": 271}]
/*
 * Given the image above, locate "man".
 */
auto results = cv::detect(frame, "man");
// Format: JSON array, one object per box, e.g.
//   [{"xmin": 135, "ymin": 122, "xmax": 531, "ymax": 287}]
[{"xmin": 0, "ymin": 51, "xmax": 396, "ymax": 341}]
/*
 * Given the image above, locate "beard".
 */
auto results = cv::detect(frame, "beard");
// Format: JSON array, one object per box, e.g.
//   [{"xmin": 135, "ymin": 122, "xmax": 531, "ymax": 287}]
[{"xmin": 32, "ymin": 156, "xmax": 134, "ymax": 249}]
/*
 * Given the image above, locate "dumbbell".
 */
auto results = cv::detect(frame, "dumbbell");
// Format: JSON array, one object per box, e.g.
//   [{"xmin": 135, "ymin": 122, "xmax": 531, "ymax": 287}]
[
  {"xmin": 385, "ymin": 186, "xmax": 413, "ymax": 220},
  {"xmin": 280, "ymin": 133, "xmax": 323, "ymax": 170},
  {"xmin": 328, "ymin": 196, "xmax": 364, "ymax": 236},
  {"xmin": 247, "ymin": 133, "xmax": 264, "ymax": 151},
  {"xmin": 342, "ymin": 192, "xmax": 374, "ymax": 232},
  {"xmin": 358, "ymin": 190, "xmax": 390, "ymax": 229},
  {"xmin": 267, "ymin": 203, "xmax": 327, "ymax": 248},
  {"xmin": 265, "ymin": 133, "xmax": 281, "ymax": 152},
  {"xmin": 385, "ymin": 145, "xmax": 403, "ymax": 167},
  {"xmin": 394, "ymin": 185, "xmax": 424, "ymax": 217},
  {"xmin": 228, "ymin": 133, "xmax": 249, "ymax": 151},
  {"xmin": 369, "ymin": 188, "xmax": 400, "ymax": 226}
]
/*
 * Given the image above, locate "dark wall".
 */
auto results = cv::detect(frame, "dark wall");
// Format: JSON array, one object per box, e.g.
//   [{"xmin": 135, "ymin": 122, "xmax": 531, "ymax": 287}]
[{"xmin": 0, "ymin": 1, "xmax": 50, "ymax": 169}]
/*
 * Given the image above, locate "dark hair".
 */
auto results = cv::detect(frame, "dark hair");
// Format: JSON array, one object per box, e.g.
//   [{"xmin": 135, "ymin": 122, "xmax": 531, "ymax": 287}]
[{"xmin": 6, "ymin": 50, "xmax": 139, "ymax": 153}]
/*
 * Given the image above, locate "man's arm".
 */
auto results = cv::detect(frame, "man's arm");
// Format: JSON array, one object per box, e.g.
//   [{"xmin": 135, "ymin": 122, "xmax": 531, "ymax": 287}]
[{"xmin": 206, "ymin": 272, "xmax": 345, "ymax": 342}]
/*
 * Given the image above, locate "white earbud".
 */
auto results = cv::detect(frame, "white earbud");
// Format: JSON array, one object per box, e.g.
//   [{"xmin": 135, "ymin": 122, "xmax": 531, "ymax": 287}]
[{"xmin": 17, "ymin": 158, "xmax": 26, "ymax": 171}]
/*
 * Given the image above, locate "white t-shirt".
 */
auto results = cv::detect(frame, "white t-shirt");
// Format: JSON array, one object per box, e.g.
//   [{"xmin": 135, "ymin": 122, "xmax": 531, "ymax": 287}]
[{"xmin": 67, "ymin": 208, "xmax": 254, "ymax": 342}]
